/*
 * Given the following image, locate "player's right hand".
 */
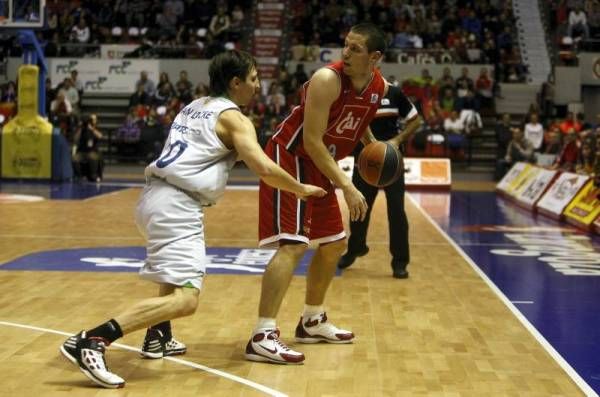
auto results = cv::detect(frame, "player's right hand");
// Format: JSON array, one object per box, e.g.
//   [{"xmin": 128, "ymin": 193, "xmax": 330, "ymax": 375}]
[
  {"xmin": 342, "ymin": 184, "xmax": 368, "ymax": 222},
  {"xmin": 296, "ymin": 184, "xmax": 327, "ymax": 200}
]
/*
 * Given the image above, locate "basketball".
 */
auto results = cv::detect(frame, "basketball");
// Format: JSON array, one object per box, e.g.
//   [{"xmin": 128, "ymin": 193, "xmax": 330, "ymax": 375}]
[{"xmin": 357, "ymin": 141, "xmax": 403, "ymax": 187}]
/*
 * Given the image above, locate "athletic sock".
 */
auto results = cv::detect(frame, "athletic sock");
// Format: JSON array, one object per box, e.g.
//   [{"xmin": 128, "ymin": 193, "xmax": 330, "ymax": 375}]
[
  {"xmin": 303, "ymin": 304, "xmax": 324, "ymax": 318},
  {"xmin": 87, "ymin": 319, "xmax": 123, "ymax": 344},
  {"xmin": 150, "ymin": 321, "xmax": 172, "ymax": 340},
  {"xmin": 255, "ymin": 317, "xmax": 276, "ymax": 332}
]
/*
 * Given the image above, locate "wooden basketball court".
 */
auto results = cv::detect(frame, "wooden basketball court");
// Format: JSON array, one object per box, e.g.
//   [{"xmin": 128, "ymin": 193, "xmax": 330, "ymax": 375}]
[{"xmin": 0, "ymin": 185, "xmax": 586, "ymax": 396}]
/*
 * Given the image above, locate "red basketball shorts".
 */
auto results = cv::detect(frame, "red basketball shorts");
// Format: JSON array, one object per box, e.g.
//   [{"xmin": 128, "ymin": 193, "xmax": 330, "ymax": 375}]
[{"xmin": 258, "ymin": 141, "xmax": 345, "ymax": 246}]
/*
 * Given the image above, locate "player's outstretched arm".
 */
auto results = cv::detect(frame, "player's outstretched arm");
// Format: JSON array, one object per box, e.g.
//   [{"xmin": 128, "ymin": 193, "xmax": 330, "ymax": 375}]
[{"xmin": 218, "ymin": 110, "xmax": 326, "ymax": 200}]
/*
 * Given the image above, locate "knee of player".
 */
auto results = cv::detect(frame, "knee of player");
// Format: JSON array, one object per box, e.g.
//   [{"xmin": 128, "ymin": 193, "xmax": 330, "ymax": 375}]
[
  {"xmin": 321, "ymin": 239, "xmax": 347, "ymax": 256},
  {"xmin": 173, "ymin": 289, "xmax": 200, "ymax": 316},
  {"xmin": 280, "ymin": 240, "xmax": 309, "ymax": 257}
]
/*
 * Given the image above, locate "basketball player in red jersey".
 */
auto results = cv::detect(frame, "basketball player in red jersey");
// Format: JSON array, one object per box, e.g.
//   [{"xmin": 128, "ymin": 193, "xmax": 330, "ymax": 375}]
[{"xmin": 245, "ymin": 23, "xmax": 388, "ymax": 364}]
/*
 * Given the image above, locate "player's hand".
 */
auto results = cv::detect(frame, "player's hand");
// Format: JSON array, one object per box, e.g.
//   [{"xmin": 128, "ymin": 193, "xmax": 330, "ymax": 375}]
[
  {"xmin": 296, "ymin": 184, "xmax": 327, "ymax": 200},
  {"xmin": 342, "ymin": 184, "xmax": 368, "ymax": 222}
]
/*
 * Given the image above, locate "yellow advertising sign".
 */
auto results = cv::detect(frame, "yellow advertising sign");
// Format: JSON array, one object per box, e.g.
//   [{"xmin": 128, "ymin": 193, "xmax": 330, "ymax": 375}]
[
  {"xmin": 505, "ymin": 163, "xmax": 534, "ymax": 197},
  {"xmin": 563, "ymin": 180, "xmax": 600, "ymax": 226},
  {"xmin": 1, "ymin": 65, "xmax": 53, "ymax": 179}
]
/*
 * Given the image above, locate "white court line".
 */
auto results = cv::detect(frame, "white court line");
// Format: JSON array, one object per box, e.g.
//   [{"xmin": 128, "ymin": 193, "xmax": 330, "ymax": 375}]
[
  {"xmin": 0, "ymin": 320, "xmax": 287, "ymax": 397},
  {"xmin": 511, "ymin": 301, "xmax": 535, "ymax": 304},
  {"xmin": 406, "ymin": 194, "xmax": 599, "ymax": 397}
]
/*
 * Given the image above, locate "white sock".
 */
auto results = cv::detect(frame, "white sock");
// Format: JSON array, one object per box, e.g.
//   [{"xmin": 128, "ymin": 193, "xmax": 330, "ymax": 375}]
[
  {"xmin": 255, "ymin": 317, "xmax": 276, "ymax": 332},
  {"xmin": 303, "ymin": 304, "xmax": 324, "ymax": 318}
]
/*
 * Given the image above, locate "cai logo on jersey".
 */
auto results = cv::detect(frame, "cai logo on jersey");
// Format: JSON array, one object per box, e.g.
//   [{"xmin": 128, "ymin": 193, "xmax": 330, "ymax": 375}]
[{"xmin": 326, "ymin": 105, "xmax": 370, "ymax": 141}]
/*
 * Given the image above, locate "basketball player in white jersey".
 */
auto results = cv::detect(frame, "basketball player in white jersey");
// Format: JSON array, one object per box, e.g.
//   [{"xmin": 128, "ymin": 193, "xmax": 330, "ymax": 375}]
[{"xmin": 59, "ymin": 50, "xmax": 326, "ymax": 389}]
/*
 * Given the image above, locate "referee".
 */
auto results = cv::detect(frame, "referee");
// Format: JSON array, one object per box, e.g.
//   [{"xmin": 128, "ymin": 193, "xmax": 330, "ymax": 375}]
[{"xmin": 337, "ymin": 83, "xmax": 421, "ymax": 278}]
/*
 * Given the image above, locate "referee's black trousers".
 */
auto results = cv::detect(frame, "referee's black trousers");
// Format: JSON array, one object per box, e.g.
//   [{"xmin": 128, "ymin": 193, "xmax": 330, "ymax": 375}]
[{"xmin": 346, "ymin": 169, "xmax": 410, "ymax": 267}]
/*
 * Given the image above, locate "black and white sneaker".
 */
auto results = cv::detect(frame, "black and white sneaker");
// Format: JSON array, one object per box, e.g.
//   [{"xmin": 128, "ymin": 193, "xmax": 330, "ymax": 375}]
[
  {"xmin": 60, "ymin": 331, "xmax": 125, "ymax": 389},
  {"xmin": 140, "ymin": 328, "xmax": 187, "ymax": 359}
]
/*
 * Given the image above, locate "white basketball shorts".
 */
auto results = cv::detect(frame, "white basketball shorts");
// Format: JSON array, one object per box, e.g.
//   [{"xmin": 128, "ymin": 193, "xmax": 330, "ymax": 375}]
[{"xmin": 135, "ymin": 178, "xmax": 206, "ymax": 289}]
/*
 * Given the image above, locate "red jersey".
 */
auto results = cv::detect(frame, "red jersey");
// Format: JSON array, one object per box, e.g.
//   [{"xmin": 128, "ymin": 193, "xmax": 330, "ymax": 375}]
[{"xmin": 272, "ymin": 61, "xmax": 385, "ymax": 161}]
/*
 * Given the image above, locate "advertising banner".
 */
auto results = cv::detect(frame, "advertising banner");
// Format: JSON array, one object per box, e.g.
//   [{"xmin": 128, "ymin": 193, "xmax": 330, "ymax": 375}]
[
  {"xmin": 514, "ymin": 167, "xmax": 558, "ymax": 209},
  {"xmin": 563, "ymin": 180, "xmax": 600, "ymax": 229},
  {"xmin": 404, "ymin": 158, "xmax": 451, "ymax": 188},
  {"xmin": 49, "ymin": 58, "xmax": 159, "ymax": 93},
  {"xmin": 1, "ymin": 65, "xmax": 53, "ymax": 179},
  {"xmin": 536, "ymin": 172, "xmax": 589, "ymax": 219}
]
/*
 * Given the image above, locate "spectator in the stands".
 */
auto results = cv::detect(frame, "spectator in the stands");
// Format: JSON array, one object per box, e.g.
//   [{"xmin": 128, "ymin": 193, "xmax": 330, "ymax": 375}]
[
  {"xmin": 496, "ymin": 127, "xmax": 535, "ymax": 179},
  {"xmin": 1, "ymin": 81, "xmax": 16, "ymax": 103},
  {"xmin": 153, "ymin": 83, "xmax": 174, "ymax": 107},
  {"xmin": 576, "ymin": 140, "xmax": 595, "ymax": 174},
  {"xmin": 475, "ymin": 67, "xmax": 494, "ymax": 111},
  {"xmin": 71, "ymin": 17, "xmax": 90, "ymax": 44},
  {"xmin": 175, "ymin": 80, "xmax": 193, "ymax": 106},
  {"xmin": 70, "ymin": 70, "xmax": 84, "ymax": 98},
  {"xmin": 175, "ymin": 70, "xmax": 193, "ymax": 93},
  {"xmin": 439, "ymin": 87, "xmax": 456, "ymax": 117},
  {"xmin": 130, "ymin": 83, "xmax": 150, "ymax": 108},
  {"xmin": 156, "ymin": 72, "xmax": 176, "ymax": 97},
  {"xmin": 559, "ymin": 111, "xmax": 583, "ymax": 135},
  {"xmin": 50, "ymin": 90, "xmax": 74, "ymax": 139},
  {"xmin": 495, "ymin": 113, "xmax": 514, "ymax": 160},
  {"xmin": 139, "ymin": 107, "xmax": 165, "ymax": 164},
  {"xmin": 136, "ymin": 71, "xmax": 156, "ymax": 96},
  {"xmin": 193, "ymin": 82, "xmax": 209, "ymax": 99},
  {"xmin": 209, "ymin": 4, "xmax": 231, "ymax": 42},
  {"xmin": 568, "ymin": 5, "xmax": 590, "ymax": 39},
  {"xmin": 455, "ymin": 67, "xmax": 475, "ymax": 93},
  {"xmin": 62, "ymin": 78, "xmax": 80, "ymax": 116},
  {"xmin": 552, "ymin": 129, "xmax": 579, "ymax": 171},
  {"xmin": 524, "ymin": 112, "xmax": 545, "ymax": 151},
  {"xmin": 72, "ymin": 114, "xmax": 104, "ymax": 182},
  {"xmin": 443, "ymin": 110, "xmax": 466, "ymax": 152},
  {"xmin": 437, "ymin": 67, "xmax": 454, "ymax": 92}
]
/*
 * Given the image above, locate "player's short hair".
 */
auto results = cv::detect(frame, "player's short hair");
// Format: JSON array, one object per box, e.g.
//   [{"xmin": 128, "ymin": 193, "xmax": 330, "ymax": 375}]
[
  {"xmin": 350, "ymin": 23, "xmax": 387, "ymax": 54},
  {"xmin": 209, "ymin": 50, "xmax": 257, "ymax": 96}
]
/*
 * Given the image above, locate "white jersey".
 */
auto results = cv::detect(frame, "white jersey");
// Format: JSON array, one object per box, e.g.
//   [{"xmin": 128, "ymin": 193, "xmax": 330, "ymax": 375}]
[{"xmin": 145, "ymin": 96, "xmax": 239, "ymax": 205}]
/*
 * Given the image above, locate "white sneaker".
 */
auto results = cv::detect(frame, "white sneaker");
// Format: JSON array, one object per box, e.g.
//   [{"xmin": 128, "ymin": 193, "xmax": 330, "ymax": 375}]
[
  {"xmin": 140, "ymin": 328, "xmax": 187, "ymax": 359},
  {"xmin": 295, "ymin": 312, "xmax": 354, "ymax": 344},
  {"xmin": 60, "ymin": 331, "xmax": 125, "ymax": 389},
  {"xmin": 245, "ymin": 328, "xmax": 305, "ymax": 364}
]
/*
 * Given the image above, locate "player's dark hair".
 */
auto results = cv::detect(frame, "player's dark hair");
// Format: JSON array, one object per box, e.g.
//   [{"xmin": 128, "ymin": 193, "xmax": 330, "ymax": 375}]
[
  {"xmin": 209, "ymin": 50, "xmax": 257, "ymax": 96},
  {"xmin": 350, "ymin": 23, "xmax": 387, "ymax": 54}
]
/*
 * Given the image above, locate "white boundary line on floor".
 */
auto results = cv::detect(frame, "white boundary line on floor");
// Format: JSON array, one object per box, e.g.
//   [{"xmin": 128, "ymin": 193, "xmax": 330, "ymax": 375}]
[
  {"xmin": 0, "ymin": 320, "xmax": 287, "ymax": 397},
  {"xmin": 406, "ymin": 194, "xmax": 598, "ymax": 397}
]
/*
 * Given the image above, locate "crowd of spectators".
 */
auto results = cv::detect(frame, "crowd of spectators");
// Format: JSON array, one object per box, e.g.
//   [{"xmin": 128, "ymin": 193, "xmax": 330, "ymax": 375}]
[
  {"xmin": 550, "ymin": 0, "xmax": 600, "ymax": 65},
  {"xmin": 1, "ymin": 0, "xmax": 251, "ymax": 60},
  {"xmin": 288, "ymin": 0, "xmax": 528, "ymax": 84},
  {"xmin": 495, "ymin": 105, "xmax": 600, "ymax": 181}
]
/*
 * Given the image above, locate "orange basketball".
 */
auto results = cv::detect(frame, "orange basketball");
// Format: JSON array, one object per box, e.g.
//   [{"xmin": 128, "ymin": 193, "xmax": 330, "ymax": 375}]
[{"xmin": 357, "ymin": 141, "xmax": 404, "ymax": 187}]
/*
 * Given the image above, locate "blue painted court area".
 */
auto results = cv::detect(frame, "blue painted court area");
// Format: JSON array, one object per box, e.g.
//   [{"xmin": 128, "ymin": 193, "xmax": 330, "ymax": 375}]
[
  {"xmin": 0, "ymin": 246, "xmax": 317, "ymax": 276},
  {"xmin": 413, "ymin": 190, "xmax": 600, "ymax": 395},
  {"xmin": 0, "ymin": 180, "xmax": 129, "ymax": 200}
]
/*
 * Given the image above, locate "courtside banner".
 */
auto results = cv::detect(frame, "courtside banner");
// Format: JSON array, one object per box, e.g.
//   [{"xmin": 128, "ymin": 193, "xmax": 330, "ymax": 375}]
[
  {"xmin": 593, "ymin": 212, "xmax": 600, "ymax": 235},
  {"xmin": 404, "ymin": 158, "xmax": 451, "ymax": 188},
  {"xmin": 100, "ymin": 44, "xmax": 140, "ymax": 59},
  {"xmin": 504, "ymin": 163, "xmax": 536, "ymax": 197},
  {"xmin": 514, "ymin": 167, "xmax": 558, "ymax": 210},
  {"xmin": 536, "ymin": 172, "xmax": 589, "ymax": 220},
  {"xmin": 563, "ymin": 180, "xmax": 600, "ymax": 229},
  {"xmin": 49, "ymin": 59, "xmax": 159, "ymax": 93},
  {"xmin": 496, "ymin": 162, "xmax": 528, "ymax": 195}
]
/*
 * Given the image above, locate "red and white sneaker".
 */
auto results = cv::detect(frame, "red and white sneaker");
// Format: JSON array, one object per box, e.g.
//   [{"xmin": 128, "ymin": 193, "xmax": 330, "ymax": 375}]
[
  {"xmin": 245, "ymin": 329, "xmax": 305, "ymax": 364},
  {"xmin": 295, "ymin": 312, "xmax": 354, "ymax": 344}
]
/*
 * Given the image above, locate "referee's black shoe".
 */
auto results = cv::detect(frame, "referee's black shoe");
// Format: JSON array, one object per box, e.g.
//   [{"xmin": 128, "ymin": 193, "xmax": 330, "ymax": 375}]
[
  {"xmin": 337, "ymin": 246, "xmax": 369, "ymax": 269},
  {"xmin": 391, "ymin": 258, "xmax": 409, "ymax": 279}
]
